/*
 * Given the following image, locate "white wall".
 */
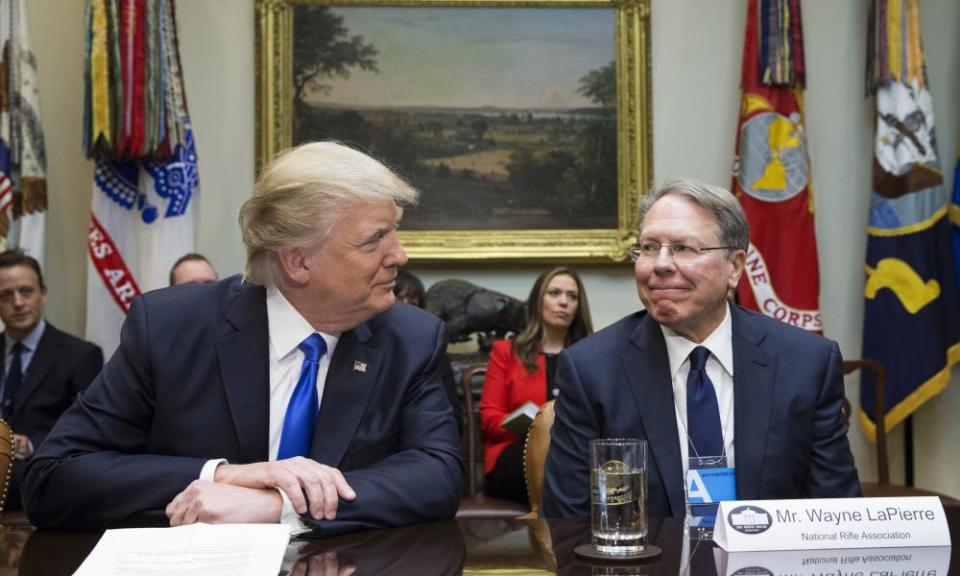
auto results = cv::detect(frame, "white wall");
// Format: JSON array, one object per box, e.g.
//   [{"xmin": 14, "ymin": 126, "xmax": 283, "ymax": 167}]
[{"xmin": 27, "ymin": 0, "xmax": 960, "ymax": 496}]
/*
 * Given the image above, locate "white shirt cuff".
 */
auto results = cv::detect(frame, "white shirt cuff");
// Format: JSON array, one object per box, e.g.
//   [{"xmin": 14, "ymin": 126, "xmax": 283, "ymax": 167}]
[
  {"xmin": 199, "ymin": 458, "xmax": 228, "ymax": 482},
  {"xmin": 13, "ymin": 438, "xmax": 33, "ymax": 461},
  {"xmin": 199, "ymin": 459, "xmax": 308, "ymax": 532},
  {"xmin": 277, "ymin": 489, "xmax": 311, "ymax": 536}
]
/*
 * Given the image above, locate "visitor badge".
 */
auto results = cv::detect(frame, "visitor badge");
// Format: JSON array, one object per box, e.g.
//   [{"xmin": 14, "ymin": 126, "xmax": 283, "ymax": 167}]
[{"xmin": 687, "ymin": 456, "xmax": 736, "ymax": 517}]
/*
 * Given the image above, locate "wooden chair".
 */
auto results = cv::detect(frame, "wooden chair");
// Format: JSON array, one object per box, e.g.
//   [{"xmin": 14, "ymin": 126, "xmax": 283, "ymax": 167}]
[
  {"xmin": 455, "ymin": 365, "xmax": 530, "ymax": 518},
  {"xmin": 522, "ymin": 400, "xmax": 555, "ymax": 518},
  {"xmin": 0, "ymin": 419, "xmax": 13, "ymax": 516},
  {"xmin": 844, "ymin": 359, "xmax": 959, "ymax": 502},
  {"xmin": 842, "ymin": 360, "xmax": 889, "ymax": 484}
]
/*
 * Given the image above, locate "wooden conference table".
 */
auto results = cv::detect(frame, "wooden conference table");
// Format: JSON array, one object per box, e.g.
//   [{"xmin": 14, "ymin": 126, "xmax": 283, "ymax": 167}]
[{"xmin": 0, "ymin": 498, "xmax": 957, "ymax": 575}]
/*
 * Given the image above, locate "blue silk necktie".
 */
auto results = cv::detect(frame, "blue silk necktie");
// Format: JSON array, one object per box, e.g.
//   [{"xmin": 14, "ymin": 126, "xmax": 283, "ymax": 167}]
[
  {"xmin": 278, "ymin": 333, "xmax": 326, "ymax": 460},
  {"xmin": 686, "ymin": 346, "xmax": 724, "ymax": 458}
]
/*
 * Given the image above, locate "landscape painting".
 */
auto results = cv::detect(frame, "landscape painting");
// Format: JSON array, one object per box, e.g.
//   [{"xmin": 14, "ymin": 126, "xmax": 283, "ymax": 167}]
[
  {"xmin": 258, "ymin": 0, "xmax": 651, "ymax": 261},
  {"xmin": 292, "ymin": 7, "xmax": 616, "ymax": 231}
]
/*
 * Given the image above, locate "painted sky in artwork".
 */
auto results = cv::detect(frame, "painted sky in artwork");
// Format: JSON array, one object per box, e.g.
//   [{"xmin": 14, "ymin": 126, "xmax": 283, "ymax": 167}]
[{"xmin": 305, "ymin": 7, "xmax": 616, "ymax": 110}]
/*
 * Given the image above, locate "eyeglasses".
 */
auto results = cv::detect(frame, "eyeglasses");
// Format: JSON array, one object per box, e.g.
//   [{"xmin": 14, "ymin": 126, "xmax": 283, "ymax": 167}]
[{"xmin": 628, "ymin": 241, "xmax": 735, "ymax": 263}]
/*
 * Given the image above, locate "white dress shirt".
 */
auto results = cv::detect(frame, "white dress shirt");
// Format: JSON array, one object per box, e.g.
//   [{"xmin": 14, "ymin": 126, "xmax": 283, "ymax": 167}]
[
  {"xmin": 264, "ymin": 285, "xmax": 339, "ymax": 461},
  {"xmin": 201, "ymin": 284, "xmax": 339, "ymax": 532},
  {"xmin": 661, "ymin": 303, "xmax": 735, "ymax": 482}
]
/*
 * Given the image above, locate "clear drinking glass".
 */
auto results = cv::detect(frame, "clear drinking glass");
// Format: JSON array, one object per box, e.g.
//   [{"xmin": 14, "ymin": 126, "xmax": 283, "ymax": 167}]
[{"xmin": 590, "ymin": 438, "xmax": 647, "ymax": 555}]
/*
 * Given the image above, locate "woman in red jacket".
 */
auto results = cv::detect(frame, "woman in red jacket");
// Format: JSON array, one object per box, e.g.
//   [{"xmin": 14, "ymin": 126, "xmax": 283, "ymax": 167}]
[{"xmin": 479, "ymin": 267, "xmax": 593, "ymax": 503}]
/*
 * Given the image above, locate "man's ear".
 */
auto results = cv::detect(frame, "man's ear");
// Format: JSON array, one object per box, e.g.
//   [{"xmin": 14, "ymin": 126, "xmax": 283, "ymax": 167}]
[
  {"xmin": 275, "ymin": 247, "xmax": 310, "ymax": 286},
  {"xmin": 728, "ymin": 249, "xmax": 747, "ymax": 292}
]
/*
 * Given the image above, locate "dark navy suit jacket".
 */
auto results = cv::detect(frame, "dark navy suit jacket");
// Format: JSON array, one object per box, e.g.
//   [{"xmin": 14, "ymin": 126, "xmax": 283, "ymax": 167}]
[
  {"xmin": 2, "ymin": 324, "xmax": 103, "ymax": 511},
  {"xmin": 23, "ymin": 276, "xmax": 463, "ymax": 532},
  {"xmin": 542, "ymin": 306, "xmax": 860, "ymax": 518}
]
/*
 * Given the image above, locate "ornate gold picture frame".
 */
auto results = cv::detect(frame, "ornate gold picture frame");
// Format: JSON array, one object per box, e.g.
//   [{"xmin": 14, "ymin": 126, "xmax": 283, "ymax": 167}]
[{"xmin": 256, "ymin": 0, "xmax": 650, "ymax": 263}]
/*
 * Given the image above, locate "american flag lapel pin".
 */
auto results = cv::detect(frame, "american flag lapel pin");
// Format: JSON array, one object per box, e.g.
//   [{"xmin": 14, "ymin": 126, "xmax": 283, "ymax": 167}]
[{"xmin": 353, "ymin": 360, "xmax": 367, "ymax": 373}]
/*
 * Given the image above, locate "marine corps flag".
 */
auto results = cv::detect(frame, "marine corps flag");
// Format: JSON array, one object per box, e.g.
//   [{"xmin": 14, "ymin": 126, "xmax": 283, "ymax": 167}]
[
  {"xmin": 861, "ymin": 0, "xmax": 960, "ymax": 438},
  {"xmin": 732, "ymin": 0, "xmax": 821, "ymax": 332}
]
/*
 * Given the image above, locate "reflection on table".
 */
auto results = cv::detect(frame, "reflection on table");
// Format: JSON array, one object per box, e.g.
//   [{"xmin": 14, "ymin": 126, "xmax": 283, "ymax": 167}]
[{"xmin": 0, "ymin": 498, "xmax": 956, "ymax": 575}]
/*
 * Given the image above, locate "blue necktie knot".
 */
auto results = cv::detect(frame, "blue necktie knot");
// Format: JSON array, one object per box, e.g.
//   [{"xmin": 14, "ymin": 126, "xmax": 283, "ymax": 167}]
[
  {"xmin": 299, "ymin": 333, "xmax": 326, "ymax": 364},
  {"xmin": 689, "ymin": 346, "xmax": 710, "ymax": 372}
]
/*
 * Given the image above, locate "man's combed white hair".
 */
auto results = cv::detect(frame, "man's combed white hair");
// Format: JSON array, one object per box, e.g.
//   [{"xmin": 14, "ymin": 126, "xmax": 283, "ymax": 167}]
[{"xmin": 637, "ymin": 177, "xmax": 749, "ymax": 252}]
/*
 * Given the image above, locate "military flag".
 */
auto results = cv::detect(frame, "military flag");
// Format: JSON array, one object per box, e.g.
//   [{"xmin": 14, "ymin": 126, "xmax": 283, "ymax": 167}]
[
  {"xmin": 84, "ymin": 0, "xmax": 198, "ymax": 355},
  {"xmin": 861, "ymin": 0, "xmax": 960, "ymax": 438},
  {"xmin": 0, "ymin": 0, "xmax": 47, "ymax": 266},
  {"xmin": 953, "ymin": 160, "xmax": 960, "ymax": 282},
  {"xmin": 732, "ymin": 0, "xmax": 821, "ymax": 332}
]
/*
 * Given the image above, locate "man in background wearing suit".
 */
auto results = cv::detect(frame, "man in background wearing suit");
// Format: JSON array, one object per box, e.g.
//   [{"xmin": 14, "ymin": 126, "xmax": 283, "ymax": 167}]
[
  {"xmin": 542, "ymin": 178, "xmax": 860, "ymax": 518},
  {"xmin": 24, "ymin": 142, "xmax": 463, "ymax": 534},
  {"xmin": 0, "ymin": 250, "xmax": 102, "ymax": 511}
]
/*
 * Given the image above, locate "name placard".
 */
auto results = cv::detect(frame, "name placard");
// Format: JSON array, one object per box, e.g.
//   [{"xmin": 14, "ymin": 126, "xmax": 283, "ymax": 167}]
[{"xmin": 713, "ymin": 497, "xmax": 950, "ymax": 551}]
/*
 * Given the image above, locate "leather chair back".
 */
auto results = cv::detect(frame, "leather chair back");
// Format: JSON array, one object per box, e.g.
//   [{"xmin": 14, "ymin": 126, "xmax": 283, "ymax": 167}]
[
  {"xmin": 523, "ymin": 400, "xmax": 555, "ymax": 516},
  {"xmin": 0, "ymin": 419, "xmax": 13, "ymax": 515},
  {"xmin": 842, "ymin": 359, "xmax": 889, "ymax": 484},
  {"xmin": 456, "ymin": 364, "xmax": 529, "ymax": 518},
  {"xmin": 843, "ymin": 359, "xmax": 958, "ymax": 504}
]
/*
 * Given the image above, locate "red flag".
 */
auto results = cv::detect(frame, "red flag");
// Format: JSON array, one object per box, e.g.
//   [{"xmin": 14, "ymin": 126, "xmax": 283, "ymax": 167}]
[{"xmin": 733, "ymin": 0, "xmax": 821, "ymax": 331}]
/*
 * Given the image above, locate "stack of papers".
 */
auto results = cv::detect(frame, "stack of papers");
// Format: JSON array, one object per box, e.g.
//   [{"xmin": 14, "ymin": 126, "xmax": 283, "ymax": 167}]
[{"xmin": 73, "ymin": 523, "xmax": 291, "ymax": 576}]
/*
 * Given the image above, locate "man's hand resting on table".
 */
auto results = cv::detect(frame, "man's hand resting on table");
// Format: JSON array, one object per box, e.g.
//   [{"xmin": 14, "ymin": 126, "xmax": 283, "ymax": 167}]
[
  {"xmin": 166, "ymin": 480, "xmax": 282, "ymax": 525},
  {"xmin": 213, "ymin": 457, "xmax": 357, "ymax": 520}
]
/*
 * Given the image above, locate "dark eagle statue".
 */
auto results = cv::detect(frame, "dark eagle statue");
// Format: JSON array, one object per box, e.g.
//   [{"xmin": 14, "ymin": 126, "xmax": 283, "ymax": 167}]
[{"xmin": 424, "ymin": 279, "xmax": 526, "ymax": 346}]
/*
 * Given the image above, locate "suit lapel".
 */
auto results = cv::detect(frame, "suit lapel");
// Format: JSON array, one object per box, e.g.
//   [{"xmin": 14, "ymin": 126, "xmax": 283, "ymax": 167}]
[
  {"xmin": 310, "ymin": 322, "xmax": 380, "ymax": 467},
  {"xmin": 731, "ymin": 307, "xmax": 776, "ymax": 501},
  {"xmin": 624, "ymin": 315, "xmax": 685, "ymax": 517},
  {"xmin": 216, "ymin": 282, "xmax": 270, "ymax": 463},
  {"xmin": 10, "ymin": 324, "xmax": 63, "ymax": 422}
]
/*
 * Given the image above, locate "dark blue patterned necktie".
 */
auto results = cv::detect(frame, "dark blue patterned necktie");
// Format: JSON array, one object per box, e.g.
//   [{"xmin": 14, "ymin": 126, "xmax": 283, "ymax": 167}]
[
  {"xmin": 278, "ymin": 334, "xmax": 326, "ymax": 459},
  {"xmin": 2, "ymin": 342, "xmax": 24, "ymax": 419},
  {"xmin": 686, "ymin": 346, "xmax": 724, "ymax": 458}
]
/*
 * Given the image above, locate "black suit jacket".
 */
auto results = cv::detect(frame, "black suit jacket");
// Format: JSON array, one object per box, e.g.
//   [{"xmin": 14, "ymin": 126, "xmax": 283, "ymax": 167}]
[
  {"xmin": 542, "ymin": 306, "xmax": 861, "ymax": 518},
  {"xmin": 2, "ymin": 323, "xmax": 103, "ymax": 511},
  {"xmin": 23, "ymin": 276, "xmax": 463, "ymax": 532}
]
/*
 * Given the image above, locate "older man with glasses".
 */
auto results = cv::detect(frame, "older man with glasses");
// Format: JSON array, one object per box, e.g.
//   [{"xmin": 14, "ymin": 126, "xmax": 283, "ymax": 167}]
[{"xmin": 542, "ymin": 177, "xmax": 860, "ymax": 520}]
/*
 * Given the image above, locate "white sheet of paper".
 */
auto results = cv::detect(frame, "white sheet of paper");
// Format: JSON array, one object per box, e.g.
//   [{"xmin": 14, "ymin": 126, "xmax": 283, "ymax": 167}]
[{"xmin": 73, "ymin": 523, "xmax": 292, "ymax": 576}]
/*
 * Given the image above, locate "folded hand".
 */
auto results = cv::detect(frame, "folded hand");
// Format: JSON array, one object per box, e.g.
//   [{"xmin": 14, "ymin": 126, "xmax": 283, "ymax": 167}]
[
  {"xmin": 165, "ymin": 480, "xmax": 282, "ymax": 526},
  {"xmin": 213, "ymin": 457, "xmax": 356, "ymax": 520}
]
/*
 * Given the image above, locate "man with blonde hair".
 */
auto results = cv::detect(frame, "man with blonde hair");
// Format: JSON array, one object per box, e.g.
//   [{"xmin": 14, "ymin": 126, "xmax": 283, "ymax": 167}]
[{"xmin": 24, "ymin": 142, "xmax": 463, "ymax": 534}]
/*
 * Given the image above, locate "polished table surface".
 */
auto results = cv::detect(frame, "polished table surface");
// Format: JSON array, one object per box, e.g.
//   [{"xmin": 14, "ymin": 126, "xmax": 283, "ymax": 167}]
[{"xmin": 0, "ymin": 499, "xmax": 957, "ymax": 575}]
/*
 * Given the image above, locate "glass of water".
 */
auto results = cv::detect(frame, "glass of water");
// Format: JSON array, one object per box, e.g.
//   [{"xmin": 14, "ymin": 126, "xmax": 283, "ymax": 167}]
[{"xmin": 590, "ymin": 438, "xmax": 647, "ymax": 555}]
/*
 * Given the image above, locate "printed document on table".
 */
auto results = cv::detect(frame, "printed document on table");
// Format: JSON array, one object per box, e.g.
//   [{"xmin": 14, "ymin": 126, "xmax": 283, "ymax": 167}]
[{"xmin": 73, "ymin": 523, "xmax": 291, "ymax": 576}]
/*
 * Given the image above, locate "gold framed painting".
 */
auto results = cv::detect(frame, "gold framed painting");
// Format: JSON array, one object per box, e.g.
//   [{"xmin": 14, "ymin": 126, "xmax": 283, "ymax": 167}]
[{"xmin": 256, "ymin": 0, "xmax": 650, "ymax": 262}]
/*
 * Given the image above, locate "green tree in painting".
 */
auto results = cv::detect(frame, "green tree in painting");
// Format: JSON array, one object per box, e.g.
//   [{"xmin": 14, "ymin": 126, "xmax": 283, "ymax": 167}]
[
  {"xmin": 293, "ymin": 7, "xmax": 379, "ymax": 141},
  {"xmin": 577, "ymin": 61, "xmax": 615, "ymax": 109},
  {"xmin": 551, "ymin": 61, "xmax": 617, "ymax": 219},
  {"xmin": 470, "ymin": 119, "xmax": 489, "ymax": 144}
]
